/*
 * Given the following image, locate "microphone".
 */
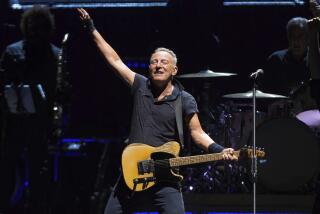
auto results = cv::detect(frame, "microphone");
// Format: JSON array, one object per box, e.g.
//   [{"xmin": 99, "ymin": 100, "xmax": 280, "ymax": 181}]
[{"xmin": 249, "ymin": 69, "xmax": 264, "ymax": 79}]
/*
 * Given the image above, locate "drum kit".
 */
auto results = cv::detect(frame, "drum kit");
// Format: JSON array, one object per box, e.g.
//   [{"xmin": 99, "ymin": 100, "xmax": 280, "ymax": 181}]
[{"xmin": 177, "ymin": 69, "xmax": 320, "ymax": 194}]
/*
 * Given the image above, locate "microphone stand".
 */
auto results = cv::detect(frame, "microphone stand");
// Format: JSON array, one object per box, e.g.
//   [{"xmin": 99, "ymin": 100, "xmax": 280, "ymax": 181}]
[
  {"xmin": 252, "ymin": 76, "xmax": 258, "ymax": 214},
  {"xmin": 248, "ymin": 68, "xmax": 263, "ymax": 214},
  {"xmin": 0, "ymin": 69, "xmax": 5, "ymax": 159}
]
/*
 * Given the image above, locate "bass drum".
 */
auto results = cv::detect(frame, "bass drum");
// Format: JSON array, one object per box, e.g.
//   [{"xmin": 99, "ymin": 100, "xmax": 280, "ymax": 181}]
[{"xmin": 257, "ymin": 117, "xmax": 320, "ymax": 193}]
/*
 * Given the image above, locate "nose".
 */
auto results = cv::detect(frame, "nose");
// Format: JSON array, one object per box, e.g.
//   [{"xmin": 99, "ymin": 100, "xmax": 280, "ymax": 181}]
[{"xmin": 155, "ymin": 61, "xmax": 163, "ymax": 68}]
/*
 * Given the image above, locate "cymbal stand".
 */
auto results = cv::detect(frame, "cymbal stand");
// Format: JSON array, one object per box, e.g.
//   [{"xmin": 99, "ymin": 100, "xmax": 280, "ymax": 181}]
[{"xmin": 199, "ymin": 81, "xmax": 214, "ymax": 129}]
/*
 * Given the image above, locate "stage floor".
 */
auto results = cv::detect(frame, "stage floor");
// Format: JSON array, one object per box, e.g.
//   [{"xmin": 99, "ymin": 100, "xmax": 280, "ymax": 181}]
[{"xmin": 183, "ymin": 193, "xmax": 316, "ymax": 212}]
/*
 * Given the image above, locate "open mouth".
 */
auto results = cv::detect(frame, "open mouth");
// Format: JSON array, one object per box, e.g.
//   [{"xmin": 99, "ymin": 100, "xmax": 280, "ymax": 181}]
[{"xmin": 154, "ymin": 70, "xmax": 164, "ymax": 75}]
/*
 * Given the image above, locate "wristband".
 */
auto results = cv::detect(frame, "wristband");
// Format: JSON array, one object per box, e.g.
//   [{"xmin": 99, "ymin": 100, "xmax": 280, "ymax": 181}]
[
  {"xmin": 208, "ymin": 143, "xmax": 225, "ymax": 153},
  {"xmin": 82, "ymin": 18, "xmax": 96, "ymax": 33}
]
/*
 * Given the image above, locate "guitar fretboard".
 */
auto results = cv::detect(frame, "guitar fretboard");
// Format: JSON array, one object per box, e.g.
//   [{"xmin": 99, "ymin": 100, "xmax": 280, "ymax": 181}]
[{"xmin": 169, "ymin": 151, "xmax": 241, "ymax": 167}]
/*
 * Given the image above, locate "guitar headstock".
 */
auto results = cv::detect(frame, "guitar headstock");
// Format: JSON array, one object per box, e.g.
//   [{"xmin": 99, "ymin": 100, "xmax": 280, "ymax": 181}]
[{"xmin": 240, "ymin": 146, "xmax": 266, "ymax": 158}]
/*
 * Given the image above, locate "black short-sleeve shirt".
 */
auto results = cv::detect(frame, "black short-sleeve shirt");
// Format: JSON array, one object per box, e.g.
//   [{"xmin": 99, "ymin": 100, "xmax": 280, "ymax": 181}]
[
  {"xmin": 261, "ymin": 49, "xmax": 310, "ymax": 96},
  {"xmin": 129, "ymin": 74, "xmax": 198, "ymax": 147}
]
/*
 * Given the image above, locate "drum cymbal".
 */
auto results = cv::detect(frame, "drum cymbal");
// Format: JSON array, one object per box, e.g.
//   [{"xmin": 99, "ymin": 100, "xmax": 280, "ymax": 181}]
[
  {"xmin": 177, "ymin": 69, "xmax": 237, "ymax": 78},
  {"xmin": 223, "ymin": 90, "xmax": 288, "ymax": 99}
]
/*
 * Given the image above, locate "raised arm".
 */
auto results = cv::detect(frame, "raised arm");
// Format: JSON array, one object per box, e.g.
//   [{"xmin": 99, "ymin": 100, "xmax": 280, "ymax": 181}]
[{"xmin": 77, "ymin": 8, "xmax": 135, "ymax": 86}]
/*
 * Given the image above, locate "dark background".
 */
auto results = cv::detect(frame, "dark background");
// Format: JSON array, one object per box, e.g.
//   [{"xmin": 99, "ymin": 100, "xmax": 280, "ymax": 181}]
[
  {"xmin": 0, "ymin": 1, "xmax": 317, "ymax": 213},
  {"xmin": 0, "ymin": 0, "xmax": 313, "ymax": 139}
]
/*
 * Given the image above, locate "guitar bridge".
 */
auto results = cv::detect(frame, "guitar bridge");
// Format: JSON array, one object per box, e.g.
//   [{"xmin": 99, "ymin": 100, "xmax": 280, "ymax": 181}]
[
  {"xmin": 137, "ymin": 160, "xmax": 155, "ymax": 175},
  {"xmin": 132, "ymin": 176, "xmax": 157, "ymax": 191}
]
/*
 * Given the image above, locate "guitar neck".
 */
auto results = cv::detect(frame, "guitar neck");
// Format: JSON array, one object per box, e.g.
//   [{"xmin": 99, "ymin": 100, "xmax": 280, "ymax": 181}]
[{"xmin": 169, "ymin": 151, "xmax": 241, "ymax": 167}]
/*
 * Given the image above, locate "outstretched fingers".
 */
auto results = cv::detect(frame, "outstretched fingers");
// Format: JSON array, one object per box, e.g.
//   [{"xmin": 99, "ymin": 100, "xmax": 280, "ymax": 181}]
[{"xmin": 77, "ymin": 8, "xmax": 91, "ymax": 20}]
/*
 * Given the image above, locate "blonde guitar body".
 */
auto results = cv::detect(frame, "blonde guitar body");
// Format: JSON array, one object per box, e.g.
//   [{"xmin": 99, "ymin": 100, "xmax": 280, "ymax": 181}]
[
  {"xmin": 121, "ymin": 141, "xmax": 265, "ymax": 192},
  {"xmin": 122, "ymin": 141, "xmax": 181, "ymax": 192}
]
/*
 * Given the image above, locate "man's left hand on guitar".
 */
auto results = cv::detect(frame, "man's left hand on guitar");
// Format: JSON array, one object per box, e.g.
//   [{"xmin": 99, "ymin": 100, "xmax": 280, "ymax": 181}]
[{"xmin": 221, "ymin": 148, "xmax": 238, "ymax": 161}]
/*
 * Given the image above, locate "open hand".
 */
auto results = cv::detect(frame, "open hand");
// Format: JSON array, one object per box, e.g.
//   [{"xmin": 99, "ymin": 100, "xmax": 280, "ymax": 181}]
[
  {"xmin": 76, "ymin": 8, "xmax": 96, "ymax": 33},
  {"xmin": 77, "ymin": 8, "xmax": 91, "ymax": 20}
]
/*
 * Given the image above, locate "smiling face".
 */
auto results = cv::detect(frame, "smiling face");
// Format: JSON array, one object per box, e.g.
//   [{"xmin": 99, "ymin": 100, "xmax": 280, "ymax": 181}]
[{"xmin": 149, "ymin": 50, "xmax": 178, "ymax": 85}]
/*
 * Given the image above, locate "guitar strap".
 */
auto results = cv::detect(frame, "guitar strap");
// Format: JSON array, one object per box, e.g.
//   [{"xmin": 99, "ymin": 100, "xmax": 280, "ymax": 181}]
[{"xmin": 174, "ymin": 92, "xmax": 184, "ymax": 149}]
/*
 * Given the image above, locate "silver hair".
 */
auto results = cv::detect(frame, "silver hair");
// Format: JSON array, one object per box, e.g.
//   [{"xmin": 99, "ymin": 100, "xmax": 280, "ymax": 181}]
[
  {"xmin": 286, "ymin": 17, "xmax": 308, "ymax": 35},
  {"xmin": 152, "ymin": 47, "xmax": 178, "ymax": 65}
]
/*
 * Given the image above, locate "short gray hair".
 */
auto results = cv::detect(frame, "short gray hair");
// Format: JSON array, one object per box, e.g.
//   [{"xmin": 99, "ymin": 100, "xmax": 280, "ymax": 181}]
[
  {"xmin": 286, "ymin": 17, "xmax": 308, "ymax": 36},
  {"xmin": 152, "ymin": 47, "xmax": 178, "ymax": 65}
]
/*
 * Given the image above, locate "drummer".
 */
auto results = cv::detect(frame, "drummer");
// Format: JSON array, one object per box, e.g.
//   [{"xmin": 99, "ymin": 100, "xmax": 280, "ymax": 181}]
[
  {"xmin": 261, "ymin": 1, "xmax": 320, "ymax": 212},
  {"xmin": 260, "ymin": 0, "xmax": 320, "ymax": 116}
]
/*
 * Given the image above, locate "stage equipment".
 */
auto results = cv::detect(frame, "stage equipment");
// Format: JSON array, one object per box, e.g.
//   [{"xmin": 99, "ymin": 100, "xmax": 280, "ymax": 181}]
[
  {"xmin": 224, "ymin": 0, "xmax": 305, "ymax": 6},
  {"xmin": 4, "ymin": 84, "xmax": 36, "ymax": 114},
  {"xmin": 9, "ymin": 0, "xmax": 168, "ymax": 9},
  {"xmin": 52, "ymin": 33, "xmax": 71, "ymax": 142},
  {"xmin": 178, "ymin": 69, "xmax": 257, "ymax": 194},
  {"xmin": 50, "ymin": 138, "xmax": 113, "ymax": 214},
  {"xmin": 290, "ymin": 79, "xmax": 320, "ymax": 137},
  {"xmin": 296, "ymin": 109, "xmax": 320, "ymax": 137},
  {"xmin": 121, "ymin": 141, "xmax": 264, "ymax": 192},
  {"xmin": 250, "ymin": 69, "xmax": 259, "ymax": 214},
  {"xmin": 219, "ymin": 101, "xmax": 267, "ymax": 149},
  {"xmin": 177, "ymin": 69, "xmax": 237, "ymax": 79},
  {"xmin": 256, "ymin": 117, "xmax": 319, "ymax": 192},
  {"xmin": 223, "ymin": 90, "xmax": 288, "ymax": 99}
]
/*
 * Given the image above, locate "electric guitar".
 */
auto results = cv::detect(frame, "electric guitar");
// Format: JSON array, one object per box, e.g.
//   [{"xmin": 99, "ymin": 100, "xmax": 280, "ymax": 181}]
[{"xmin": 121, "ymin": 141, "xmax": 265, "ymax": 192}]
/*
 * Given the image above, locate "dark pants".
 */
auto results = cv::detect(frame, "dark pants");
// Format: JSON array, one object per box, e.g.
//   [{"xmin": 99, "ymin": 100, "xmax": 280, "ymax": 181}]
[{"xmin": 104, "ymin": 176, "xmax": 185, "ymax": 214}]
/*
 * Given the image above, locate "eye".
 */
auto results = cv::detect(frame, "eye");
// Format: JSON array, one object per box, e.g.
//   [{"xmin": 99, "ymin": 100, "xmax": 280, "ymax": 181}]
[
  {"xmin": 161, "ymin": 60, "xmax": 169, "ymax": 65},
  {"xmin": 150, "ymin": 60, "xmax": 157, "ymax": 65}
]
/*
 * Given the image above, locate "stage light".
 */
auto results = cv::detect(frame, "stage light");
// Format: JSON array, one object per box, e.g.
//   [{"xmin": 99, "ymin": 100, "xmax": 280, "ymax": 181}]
[
  {"xmin": 9, "ymin": 0, "xmax": 168, "ymax": 9},
  {"xmin": 223, "ymin": 0, "xmax": 305, "ymax": 6}
]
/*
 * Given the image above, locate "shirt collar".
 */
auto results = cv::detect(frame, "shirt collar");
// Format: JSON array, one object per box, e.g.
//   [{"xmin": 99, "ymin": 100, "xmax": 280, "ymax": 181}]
[{"xmin": 142, "ymin": 77, "xmax": 183, "ymax": 101}]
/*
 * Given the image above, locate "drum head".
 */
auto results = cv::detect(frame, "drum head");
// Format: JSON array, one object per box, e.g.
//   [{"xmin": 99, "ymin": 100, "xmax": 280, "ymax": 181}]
[
  {"xmin": 296, "ymin": 109, "xmax": 320, "ymax": 129},
  {"xmin": 257, "ymin": 117, "xmax": 320, "ymax": 192}
]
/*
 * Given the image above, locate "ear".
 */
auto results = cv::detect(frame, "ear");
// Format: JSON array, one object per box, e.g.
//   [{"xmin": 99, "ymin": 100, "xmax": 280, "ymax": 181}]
[{"xmin": 172, "ymin": 66, "xmax": 178, "ymax": 76}]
